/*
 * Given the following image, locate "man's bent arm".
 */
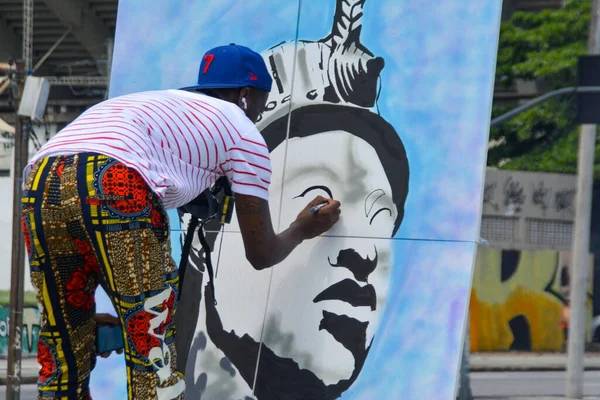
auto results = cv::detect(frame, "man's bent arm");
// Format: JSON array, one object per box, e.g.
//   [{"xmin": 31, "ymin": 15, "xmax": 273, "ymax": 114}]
[{"xmin": 236, "ymin": 194, "xmax": 305, "ymax": 270}]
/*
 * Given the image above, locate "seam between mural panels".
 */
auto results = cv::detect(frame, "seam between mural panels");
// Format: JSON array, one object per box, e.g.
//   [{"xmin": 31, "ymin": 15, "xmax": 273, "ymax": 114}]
[
  {"xmin": 252, "ymin": 0, "xmax": 304, "ymax": 394},
  {"xmin": 202, "ymin": 229, "xmax": 478, "ymax": 244}
]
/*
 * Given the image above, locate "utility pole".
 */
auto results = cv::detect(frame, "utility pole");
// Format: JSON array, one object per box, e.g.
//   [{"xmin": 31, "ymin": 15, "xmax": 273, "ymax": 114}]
[
  {"xmin": 5, "ymin": 58, "xmax": 27, "ymax": 400},
  {"xmin": 6, "ymin": 0, "xmax": 33, "ymax": 397},
  {"xmin": 566, "ymin": 0, "xmax": 600, "ymax": 397}
]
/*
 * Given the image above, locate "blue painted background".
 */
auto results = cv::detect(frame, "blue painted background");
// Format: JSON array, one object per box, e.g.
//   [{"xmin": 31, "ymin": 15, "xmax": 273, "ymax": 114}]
[{"xmin": 93, "ymin": 0, "xmax": 502, "ymax": 399}]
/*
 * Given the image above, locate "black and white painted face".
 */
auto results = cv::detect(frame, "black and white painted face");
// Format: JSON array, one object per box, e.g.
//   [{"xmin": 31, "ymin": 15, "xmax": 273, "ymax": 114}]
[
  {"xmin": 258, "ymin": 130, "xmax": 397, "ymax": 382},
  {"xmin": 189, "ymin": 129, "xmax": 397, "ymax": 396}
]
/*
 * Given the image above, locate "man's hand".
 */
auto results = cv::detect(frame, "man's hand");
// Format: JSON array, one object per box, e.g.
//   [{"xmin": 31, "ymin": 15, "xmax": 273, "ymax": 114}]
[
  {"xmin": 95, "ymin": 313, "xmax": 124, "ymax": 358},
  {"xmin": 236, "ymin": 194, "xmax": 342, "ymax": 271},
  {"xmin": 292, "ymin": 196, "xmax": 341, "ymax": 240}
]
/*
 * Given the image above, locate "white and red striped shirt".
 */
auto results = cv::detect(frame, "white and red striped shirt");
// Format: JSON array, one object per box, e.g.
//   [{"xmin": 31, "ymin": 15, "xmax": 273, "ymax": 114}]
[{"xmin": 26, "ymin": 90, "xmax": 272, "ymax": 209}]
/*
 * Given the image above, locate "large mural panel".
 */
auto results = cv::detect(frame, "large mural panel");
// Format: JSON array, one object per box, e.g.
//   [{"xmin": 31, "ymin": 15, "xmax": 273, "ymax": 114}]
[{"xmin": 95, "ymin": 0, "xmax": 502, "ymax": 399}]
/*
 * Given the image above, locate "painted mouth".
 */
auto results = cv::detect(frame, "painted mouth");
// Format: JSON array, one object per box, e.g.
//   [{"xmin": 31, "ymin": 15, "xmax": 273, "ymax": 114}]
[{"xmin": 313, "ymin": 278, "xmax": 377, "ymax": 311}]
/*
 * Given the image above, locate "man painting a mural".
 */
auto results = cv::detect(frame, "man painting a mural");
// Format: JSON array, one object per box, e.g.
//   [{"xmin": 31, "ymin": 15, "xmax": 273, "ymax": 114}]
[
  {"xmin": 19, "ymin": 43, "xmax": 341, "ymax": 399},
  {"xmin": 34, "ymin": 0, "xmax": 501, "ymax": 398}
]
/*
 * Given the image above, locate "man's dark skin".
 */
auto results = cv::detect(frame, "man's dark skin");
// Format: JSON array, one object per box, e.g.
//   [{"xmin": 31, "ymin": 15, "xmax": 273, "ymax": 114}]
[{"xmin": 198, "ymin": 86, "xmax": 342, "ymax": 270}]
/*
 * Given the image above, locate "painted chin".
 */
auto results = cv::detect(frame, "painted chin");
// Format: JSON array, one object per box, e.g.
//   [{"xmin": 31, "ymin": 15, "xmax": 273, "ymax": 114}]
[{"xmin": 317, "ymin": 305, "xmax": 376, "ymax": 342}]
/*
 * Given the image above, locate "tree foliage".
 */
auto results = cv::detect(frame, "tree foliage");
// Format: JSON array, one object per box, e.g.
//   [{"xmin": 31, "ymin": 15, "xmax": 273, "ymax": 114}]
[{"xmin": 489, "ymin": 0, "xmax": 600, "ymax": 176}]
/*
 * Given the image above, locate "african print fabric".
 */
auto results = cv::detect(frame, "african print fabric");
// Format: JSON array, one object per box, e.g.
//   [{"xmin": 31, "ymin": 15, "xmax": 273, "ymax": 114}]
[{"xmin": 21, "ymin": 153, "xmax": 185, "ymax": 400}]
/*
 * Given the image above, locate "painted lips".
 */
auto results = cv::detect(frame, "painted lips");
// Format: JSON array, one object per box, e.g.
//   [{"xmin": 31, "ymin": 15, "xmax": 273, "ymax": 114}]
[{"xmin": 313, "ymin": 278, "xmax": 377, "ymax": 311}]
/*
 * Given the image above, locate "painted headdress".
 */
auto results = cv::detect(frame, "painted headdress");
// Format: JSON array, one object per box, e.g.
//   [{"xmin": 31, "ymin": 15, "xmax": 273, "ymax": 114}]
[{"xmin": 257, "ymin": 0, "xmax": 385, "ymax": 130}]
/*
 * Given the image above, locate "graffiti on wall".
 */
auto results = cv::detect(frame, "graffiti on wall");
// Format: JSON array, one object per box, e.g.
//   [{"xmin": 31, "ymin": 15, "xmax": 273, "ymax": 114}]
[
  {"xmin": 484, "ymin": 169, "xmax": 577, "ymax": 220},
  {"xmin": 0, "ymin": 306, "xmax": 41, "ymax": 357},
  {"xmin": 470, "ymin": 248, "xmax": 593, "ymax": 352}
]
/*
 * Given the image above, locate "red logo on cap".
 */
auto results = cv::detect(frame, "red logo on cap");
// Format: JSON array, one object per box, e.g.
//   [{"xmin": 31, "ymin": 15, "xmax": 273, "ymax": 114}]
[
  {"xmin": 249, "ymin": 73, "xmax": 258, "ymax": 81},
  {"xmin": 203, "ymin": 54, "xmax": 215, "ymax": 75}
]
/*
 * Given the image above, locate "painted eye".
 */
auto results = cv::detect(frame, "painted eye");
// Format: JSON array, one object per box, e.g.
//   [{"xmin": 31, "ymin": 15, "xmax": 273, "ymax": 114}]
[
  {"xmin": 294, "ymin": 185, "xmax": 333, "ymax": 199},
  {"xmin": 370, "ymin": 207, "xmax": 392, "ymax": 224}
]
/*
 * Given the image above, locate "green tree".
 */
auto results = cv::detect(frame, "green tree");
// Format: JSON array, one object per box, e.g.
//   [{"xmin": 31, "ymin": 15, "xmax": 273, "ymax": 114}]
[{"xmin": 489, "ymin": 0, "xmax": 600, "ymax": 176}]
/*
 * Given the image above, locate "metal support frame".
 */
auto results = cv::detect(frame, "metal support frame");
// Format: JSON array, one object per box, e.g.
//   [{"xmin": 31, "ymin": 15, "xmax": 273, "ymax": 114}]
[
  {"xmin": 45, "ymin": 76, "xmax": 109, "ymax": 87},
  {"xmin": 22, "ymin": 0, "xmax": 33, "ymax": 73},
  {"xmin": 6, "ymin": 59, "xmax": 27, "ymax": 400},
  {"xmin": 42, "ymin": 0, "xmax": 112, "ymax": 75},
  {"xmin": 105, "ymin": 37, "xmax": 113, "ymax": 93},
  {"xmin": 457, "ymin": 312, "xmax": 472, "ymax": 400},
  {"xmin": 490, "ymin": 86, "xmax": 600, "ymax": 127},
  {"xmin": 33, "ymin": 28, "xmax": 73, "ymax": 72}
]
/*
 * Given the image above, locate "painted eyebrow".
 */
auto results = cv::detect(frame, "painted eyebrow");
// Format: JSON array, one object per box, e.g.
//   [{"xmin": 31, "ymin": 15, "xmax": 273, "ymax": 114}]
[
  {"xmin": 365, "ymin": 189, "xmax": 386, "ymax": 217},
  {"xmin": 294, "ymin": 185, "xmax": 333, "ymax": 199},
  {"xmin": 370, "ymin": 207, "xmax": 392, "ymax": 225}
]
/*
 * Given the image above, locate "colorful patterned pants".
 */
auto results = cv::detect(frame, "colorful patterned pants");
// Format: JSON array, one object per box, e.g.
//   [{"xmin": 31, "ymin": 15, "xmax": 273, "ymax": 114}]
[{"xmin": 21, "ymin": 153, "xmax": 186, "ymax": 399}]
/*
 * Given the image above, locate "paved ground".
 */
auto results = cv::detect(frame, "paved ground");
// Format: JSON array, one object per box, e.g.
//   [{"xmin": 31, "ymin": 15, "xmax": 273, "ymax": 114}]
[
  {"xmin": 0, "ymin": 384, "xmax": 37, "ymax": 400},
  {"xmin": 0, "ymin": 358, "xmax": 38, "ymax": 385},
  {"xmin": 3, "ymin": 372, "xmax": 600, "ymax": 400},
  {"xmin": 472, "ymin": 371, "xmax": 600, "ymax": 399},
  {"xmin": 471, "ymin": 352, "xmax": 600, "ymax": 372},
  {"xmin": 4, "ymin": 354, "xmax": 600, "ymax": 399}
]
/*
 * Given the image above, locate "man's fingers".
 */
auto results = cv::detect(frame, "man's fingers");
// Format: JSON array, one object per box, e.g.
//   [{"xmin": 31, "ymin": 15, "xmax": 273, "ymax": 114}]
[
  {"xmin": 319, "ymin": 200, "xmax": 341, "ymax": 212},
  {"xmin": 100, "ymin": 352, "xmax": 111, "ymax": 358},
  {"xmin": 308, "ymin": 195, "xmax": 327, "ymax": 207},
  {"xmin": 116, "ymin": 349, "xmax": 124, "ymax": 355}
]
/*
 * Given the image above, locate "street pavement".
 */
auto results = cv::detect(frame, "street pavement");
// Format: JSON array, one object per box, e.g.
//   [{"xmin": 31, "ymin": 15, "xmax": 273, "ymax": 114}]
[
  {"xmin": 0, "ymin": 384, "xmax": 37, "ymax": 400},
  {"xmin": 471, "ymin": 352, "xmax": 600, "ymax": 372},
  {"xmin": 472, "ymin": 370, "xmax": 600, "ymax": 399},
  {"xmin": 0, "ymin": 357, "xmax": 38, "ymax": 385},
  {"xmin": 3, "ymin": 354, "xmax": 600, "ymax": 399},
  {"xmin": 4, "ymin": 372, "xmax": 600, "ymax": 400}
]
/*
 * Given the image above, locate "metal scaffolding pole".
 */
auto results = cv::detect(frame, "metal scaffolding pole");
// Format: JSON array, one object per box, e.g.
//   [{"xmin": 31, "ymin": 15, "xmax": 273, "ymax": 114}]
[
  {"xmin": 33, "ymin": 28, "xmax": 72, "ymax": 72},
  {"xmin": 457, "ymin": 312, "xmax": 473, "ymax": 400},
  {"xmin": 106, "ymin": 37, "xmax": 114, "ymax": 84},
  {"xmin": 490, "ymin": 86, "xmax": 600, "ymax": 127},
  {"xmin": 5, "ymin": 2, "xmax": 34, "ymax": 397},
  {"xmin": 45, "ymin": 76, "xmax": 109, "ymax": 87},
  {"xmin": 5, "ymin": 59, "xmax": 27, "ymax": 400},
  {"xmin": 22, "ymin": 0, "xmax": 33, "ymax": 73}
]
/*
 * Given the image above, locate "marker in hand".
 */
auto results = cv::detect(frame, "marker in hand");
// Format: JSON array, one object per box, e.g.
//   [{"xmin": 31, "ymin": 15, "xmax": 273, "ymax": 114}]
[{"xmin": 310, "ymin": 202, "xmax": 329, "ymax": 213}]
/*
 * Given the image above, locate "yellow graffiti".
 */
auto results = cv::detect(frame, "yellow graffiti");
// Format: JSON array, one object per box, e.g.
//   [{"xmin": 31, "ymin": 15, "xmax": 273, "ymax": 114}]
[
  {"xmin": 470, "ymin": 286, "xmax": 563, "ymax": 351},
  {"xmin": 469, "ymin": 248, "xmax": 593, "ymax": 352}
]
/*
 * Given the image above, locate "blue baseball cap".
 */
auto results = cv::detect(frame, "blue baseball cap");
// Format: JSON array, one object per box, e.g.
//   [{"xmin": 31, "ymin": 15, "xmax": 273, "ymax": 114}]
[{"xmin": 180, "ymin": 43, "xmax": 272, "ymax": 92}]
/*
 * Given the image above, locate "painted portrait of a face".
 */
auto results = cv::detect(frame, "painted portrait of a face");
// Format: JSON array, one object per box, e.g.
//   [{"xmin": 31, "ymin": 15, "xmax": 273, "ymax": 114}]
[{"xmin": 180, "ymin": 104, "xmax": 409, "ymax": 399}]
